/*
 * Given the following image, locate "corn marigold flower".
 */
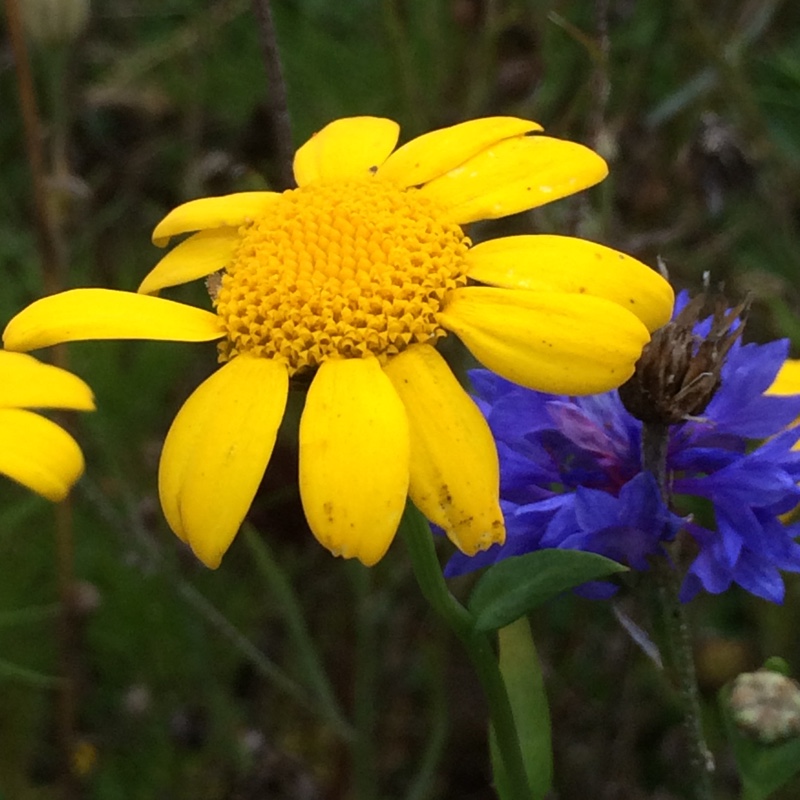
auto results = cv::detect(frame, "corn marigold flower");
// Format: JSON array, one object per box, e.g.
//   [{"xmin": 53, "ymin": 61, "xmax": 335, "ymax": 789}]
[
  {"xmin": 768, "ymin": 360, "xmax": 800, "ymax": 458},
  {"xmin": 446, "ymin": 293, "xmax": 800, "ymax": 603},
  {"xmin": 0, "ymin": 351, "xmax": 94, "ymax": 500},
  {"xmin": 3, "ymin": 116, "xmax": 673, "ymax": 568},
  {"xmin": 768, "ymin": 359, "xmax": 800, "ymax": 399}
]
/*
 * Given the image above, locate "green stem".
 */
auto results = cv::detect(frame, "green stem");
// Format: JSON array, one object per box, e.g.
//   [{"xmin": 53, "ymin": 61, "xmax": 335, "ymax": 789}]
[
  {"xmin": 351, "ymin": 563, "xmax": 380, "ymax": 800},
  {"xmin": 398, "ymin": 502, "xmax": 531, "ymax": 800},
  {"xmin": 242, "ymin": 525, "xmax": 353, "ymax": 739},
  {"xmin": 404, "ymin": 640, "xmax": 449, "ymax": 800},
  {"xmin": 0, "ymin": 656, "xmax": 62, "ymax": 689},
  {"xmin": 176, "ymin": 579, "xmax": 354, "ymax": 741},
  {"xmin": 642, "ymin": 422, "xmax": 713, "ymax": 800}
]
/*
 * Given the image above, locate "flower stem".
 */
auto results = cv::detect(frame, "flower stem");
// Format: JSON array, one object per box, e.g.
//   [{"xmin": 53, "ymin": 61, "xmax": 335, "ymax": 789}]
[
  {"xmin": 242, "ymin": 525, "xmax": 352, "ymax": 737},
  {"xmin": 3, "ymin": 0, "xmax": 62, "ymax": 273},
  {"xmin": 642, "ymin": 422, "xmax": 714, "ymax": 800},
  {"xmin": 5, "ymin": 6, "xmax": 79, "ymax": 796},
  {"xmin": 404, "ymin": 641, "xmax": 449, "ymax": 800},
  {"xmin": 250, "ymin": 0, "xmax": 295, "ymax": 191},
  {"xmin": 351, "ymin": 563, "xmax": 380, "ymax": 800},
  {"xmin": 398, "ymin": 503, "xmax": 532, "ymax": 800}
]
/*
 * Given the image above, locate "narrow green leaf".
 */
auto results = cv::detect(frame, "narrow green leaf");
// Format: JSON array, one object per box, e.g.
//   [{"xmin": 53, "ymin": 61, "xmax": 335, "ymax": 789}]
[
  {"xmin": 0, "ymin": 656, "xmax": 60, "ymax": 688},
  {"xmin": 489, "ymin": 724, "xmax": 513, "ymax": 800},
  {"xmin": 468, "ymin": 550, "xmax": 627, "ymax": 632},
  {"xmin": 498, "ymin": 617, "xmax": 552, "ymax": 799},
  {"xmin": 242, "ymin": 525, "xmax": 353, "ymax": 740},
  {"xmin": 0, "ymin": 603, "xmax": 58, "ymax": 629}
]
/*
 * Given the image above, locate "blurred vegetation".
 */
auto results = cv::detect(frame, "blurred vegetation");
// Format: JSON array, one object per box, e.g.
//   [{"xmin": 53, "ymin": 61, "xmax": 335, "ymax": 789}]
[{"xmin": 2, "ymin": 0, "xmax": 800, "ymax": 798}]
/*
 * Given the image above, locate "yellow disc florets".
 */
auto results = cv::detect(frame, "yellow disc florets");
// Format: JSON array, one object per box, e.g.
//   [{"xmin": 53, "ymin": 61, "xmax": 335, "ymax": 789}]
[{"xmin": 214, "ymin": 180, "xmax": 470, "ymax": 375}]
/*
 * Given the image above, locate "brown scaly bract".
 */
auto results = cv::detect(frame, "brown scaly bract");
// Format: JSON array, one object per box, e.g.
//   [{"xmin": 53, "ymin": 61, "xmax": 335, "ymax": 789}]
[{"xmin": 619, "ymin": 293, "xmax": 749, "ymax": 425}]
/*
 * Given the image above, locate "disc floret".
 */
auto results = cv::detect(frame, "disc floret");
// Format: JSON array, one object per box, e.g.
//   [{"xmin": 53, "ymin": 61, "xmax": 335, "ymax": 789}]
[{"xmin": 214, "ymin": 180, "xmax": 470, "ymax": 374}]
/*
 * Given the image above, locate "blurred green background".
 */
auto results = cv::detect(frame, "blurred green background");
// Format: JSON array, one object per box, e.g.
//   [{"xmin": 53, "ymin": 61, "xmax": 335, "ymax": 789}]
[{"xmin": 2, "ymin": 0, "xmax": 800, "ymax": 798}]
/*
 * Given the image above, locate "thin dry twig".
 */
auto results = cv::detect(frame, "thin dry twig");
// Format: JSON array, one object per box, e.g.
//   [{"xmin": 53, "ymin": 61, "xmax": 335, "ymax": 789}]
[
  {"xmin": 251, "ymin": 0, "xmax": 295, "ymax": 190},
  {"xmin": 4, "ymin": 2, "xmax": 78, "ymax": 797},
  {"xmin": 4, "ymin": 0, "xmax": 62, "ymax": 278}
]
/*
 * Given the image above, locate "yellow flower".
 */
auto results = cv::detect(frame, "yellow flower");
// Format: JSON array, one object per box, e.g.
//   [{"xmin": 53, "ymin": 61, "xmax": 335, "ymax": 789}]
[
  {"xmin": 71, "ymin": 738, "xmax": 98, "ymax": 777},
  {"xmin": 768, "ymin": 359, "xmax": 800, "ymax": 397},
  {"xmin": 3, "ymin": 116, "xmax": 673, "ymax": 567},
  {"xmin": 0, "ymin": 351, "xmax": 94, "ymax": 500},
  {"xmin": 768, "ymin": 358, "xmax": 800, "ymax": 454}
]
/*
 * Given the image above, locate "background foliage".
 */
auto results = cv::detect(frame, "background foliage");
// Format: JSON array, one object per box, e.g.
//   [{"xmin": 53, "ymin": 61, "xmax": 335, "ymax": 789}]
[{"xmin": 2, "ymin": 0, "xmax": 800, "ymax": 797}]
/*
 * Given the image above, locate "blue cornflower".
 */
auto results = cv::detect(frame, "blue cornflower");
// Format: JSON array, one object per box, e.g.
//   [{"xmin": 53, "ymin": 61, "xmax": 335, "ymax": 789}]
[{"xmin": 446, "ymin": 296, "xmax": 800, "ymax": 603}]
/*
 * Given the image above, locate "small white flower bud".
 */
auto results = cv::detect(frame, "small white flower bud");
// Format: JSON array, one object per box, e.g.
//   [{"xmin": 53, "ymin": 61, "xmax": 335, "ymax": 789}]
[{"xmin": 729, "ymin": 670, "xmax": 800, "ymax": 744}]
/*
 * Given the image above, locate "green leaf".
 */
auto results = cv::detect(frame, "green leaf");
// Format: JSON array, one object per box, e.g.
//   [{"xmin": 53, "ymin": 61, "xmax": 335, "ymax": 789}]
[
  {"xmin": 468, "ymin": 549, "xmax": 627, "ymax": 632},
  {"xmin": 719, "ymin": 684, "xmax": 800, "ymax": 800},
  {"xmin": 499, "ymin": 617, "xmax": 552, "ymax": 799},
  {"xmin": 488, "ymin": 619, "xmax": 553, "ymax": 800},
  {"xmin": 0, "ymin": 656, "xmax": 60, "ymax": 688},
  {"xmin": 0, "ymin": 604, "xmax": 58, "ymax": 629},
  {"xmin": 489, "ymin": 724, "xmax": 513, "ymax": 800},
  {"xmin": 762, "ymin": 656, "xmax": 791, "ymax": 677}
]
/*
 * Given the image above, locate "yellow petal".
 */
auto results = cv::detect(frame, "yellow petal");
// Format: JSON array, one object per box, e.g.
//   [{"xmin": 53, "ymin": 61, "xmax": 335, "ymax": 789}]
[
  {"xmin": 768, "ymin": 359, "xmax": 800, "ymax": 395},
  {"xmin": 0, "ymin": 408, "xmax": 84, "ymax": 502},
  {"xmin": 3, "ymin": 289, "xmax": 223, "ymax": 351},
  {"xmin": 466, "ymin": 235, "xmax": 674, "ymax": 333},
  {"xmin": 298, "ymin": 357, "xmax": 410, "ymax": 566},
  {"xmin": 0, "ymin": 351, "xmax": 95, "ymax": 411},
  {"xmin": 139, "ymin": 228, "xmax": 240, "ymax": 295},
  {"xmin": 152, "ymin": 192, "xmax": 280, "ymax": 246},
  {"xmin": 293, "ymin": 117, "xmax": 400, "ymax": 187},
  {"xmin": 159, "ymin": 356, "xmax": 289, "ymax": 568},
  {"xmin": 440, "ymin": 287, "xmax": 651, "ymax": 394},
  {"xmin": 384, "ymin": 344, "xmax": 505, "ymax": 555},
  {"xmin": 377, "ymin": 116, "xmax": 542, "ymax": 188},
  {"xmin": 418, "ymin": 135, "xmax": 608, "ymax": 225}
]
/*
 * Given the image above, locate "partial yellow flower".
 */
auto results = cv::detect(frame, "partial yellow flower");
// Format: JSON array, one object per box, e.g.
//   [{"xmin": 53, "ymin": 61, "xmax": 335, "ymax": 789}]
[
  {"xmin": 767, "ymin": 359, "xmax": 800, "ymax": 397},
  {"xmin": 3, "ymin": 116, "xmax": 674, "ymax": 568},
  {"xmin": 768, "ymin": 358, "xmax": 800, "ymax": 454},
  {"xmin": 0, "ymin": 351, "xmax": 94, "ymax": 501}
]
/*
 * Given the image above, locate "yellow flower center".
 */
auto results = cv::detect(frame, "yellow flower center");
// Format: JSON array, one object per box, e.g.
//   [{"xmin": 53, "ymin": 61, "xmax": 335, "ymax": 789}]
[{"xmin": 214, "ymin": 180, "xmax": 470, "ymax": 375}]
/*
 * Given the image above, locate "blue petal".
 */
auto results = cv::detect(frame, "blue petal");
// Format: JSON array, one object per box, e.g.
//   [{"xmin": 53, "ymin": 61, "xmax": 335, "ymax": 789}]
[
  {"xmin": 705, "ymin": 340, "xmax": 800, "ymax": 437},
  {"xmin": 468, "ymin": 369, "xmax": 519, "ymax": 405},
  {"xmin": 619, "ymin": 472, "xmax": 682, "ymax": 537},
  {"xmin": 546, "ymin": 401, "xmax": 619, "ymax": 454},
  {"xmin": 669, "ymin": 446, "xmax": 741, "ymax": 473},
  {"xmin": 497, "ymin": 442, "xmax": 560, "ymax": 504},
  {"xmin": 682, "ymin": 529, "xmax": 734, "ymax": 598},
  {"xmin": 573, "ymin": 486, "xmax": 619, "ymax": 531},
  {"xmin": 754, "ymin": 513, "xmax": 800, "ymax": 570},
  {"xmin": 573, "ymin": 581, "xmax": 619, "ymax": 599},
  {"xmin": 732, "ymin": 556, "xmax": 786, "ymax": 603},
  {"xmin": 721, "ymin": 340, "xmax": 787, "ymax": 396},
  {"xmin": 676, "ymin": 461, "xmax": 798, "ymax": 507}
]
